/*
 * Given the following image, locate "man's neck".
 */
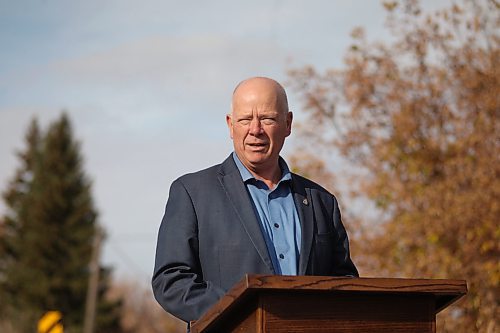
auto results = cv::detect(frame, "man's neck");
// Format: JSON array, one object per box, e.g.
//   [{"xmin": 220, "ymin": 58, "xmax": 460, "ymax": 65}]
[{"xmin": 247, "ymin": 162, "xmax": 282, "ymax": 190}]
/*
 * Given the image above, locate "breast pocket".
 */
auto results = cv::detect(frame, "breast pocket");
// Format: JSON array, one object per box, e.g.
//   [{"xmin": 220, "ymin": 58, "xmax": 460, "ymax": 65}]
[{"xmin": 313, "ymin": 232, "xmax": 338, "ymax": 274}]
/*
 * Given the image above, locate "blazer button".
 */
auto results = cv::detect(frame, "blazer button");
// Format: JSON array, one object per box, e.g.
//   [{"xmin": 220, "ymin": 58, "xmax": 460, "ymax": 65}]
[{"xmin": 303, "ymin": 198, "xmax": 309, "ymax": 205}]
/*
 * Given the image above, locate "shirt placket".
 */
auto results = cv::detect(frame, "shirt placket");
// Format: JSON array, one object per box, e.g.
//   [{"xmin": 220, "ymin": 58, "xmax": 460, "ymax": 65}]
[{"xmin": 268, "ymin": 186, "xmax": 293, "ymax": 275}]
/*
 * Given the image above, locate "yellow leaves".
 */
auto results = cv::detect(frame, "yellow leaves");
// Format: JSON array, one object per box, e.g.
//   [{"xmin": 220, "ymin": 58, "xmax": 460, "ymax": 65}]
[
  {"xmin": 427, "ymin": 233, "xmax": 439, "ymax": 244},
  {"xmin": 483, "ymin": 261, "xmax": 500, "ymax": 286},
  {"xmin": 466, "ymin": 229, "xmax": 476, "ymax": 242},
  {"xmin": 480, "ymin": 241, "xmax": 496, "ymax": 253},
  {"xmin": 383, "ymin": 1, "xmax": 398, "ymax": 12}
]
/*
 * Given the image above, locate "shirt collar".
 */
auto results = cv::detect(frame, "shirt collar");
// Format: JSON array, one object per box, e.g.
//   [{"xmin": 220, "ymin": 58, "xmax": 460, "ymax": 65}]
[{"xmin": 232, "ymin": 152, "xmax": 292, "ymax": 184}]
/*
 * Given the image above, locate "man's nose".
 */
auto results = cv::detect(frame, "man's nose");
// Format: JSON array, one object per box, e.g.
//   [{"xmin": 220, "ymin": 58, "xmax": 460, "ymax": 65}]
[{"xmin": 248, "ymin": 118, "xmax": 263, "ymax": 135}]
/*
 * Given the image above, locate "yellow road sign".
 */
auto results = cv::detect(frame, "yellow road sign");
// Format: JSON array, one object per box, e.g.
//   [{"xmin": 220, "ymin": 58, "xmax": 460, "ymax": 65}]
[{"xmin": 38, "ymin": 311, "xmax": 63, "ymax": 333}]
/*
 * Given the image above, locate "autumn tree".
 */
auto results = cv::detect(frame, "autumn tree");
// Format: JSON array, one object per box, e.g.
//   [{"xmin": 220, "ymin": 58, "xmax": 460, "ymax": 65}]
[
  {"xmin": 288, "ymin": 0, "xmax": 499, "ymax": 332},
  {"xmin": 0, "ymin": 114, "xmax": 121, "ymax": 333}
]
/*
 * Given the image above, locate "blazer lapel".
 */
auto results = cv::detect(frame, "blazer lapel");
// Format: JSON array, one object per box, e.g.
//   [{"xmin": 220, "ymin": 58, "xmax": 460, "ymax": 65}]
[
  {"xmin": 291, "ymin": 175, "xmax": 314, "ymax": 275},
  {"xmin": 218, "ymin": 157, "xmax": 275, "ymax": 274}
]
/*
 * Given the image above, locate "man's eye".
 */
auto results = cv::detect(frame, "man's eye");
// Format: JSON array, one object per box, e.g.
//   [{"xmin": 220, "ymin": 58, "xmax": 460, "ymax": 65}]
[
  {"xmin": 262, "ymin": 118, "xmax": 276, "ymax": 125},
  {"xmin": 238, "ymin": 119, "xmax": 251, "ymax": 125}
]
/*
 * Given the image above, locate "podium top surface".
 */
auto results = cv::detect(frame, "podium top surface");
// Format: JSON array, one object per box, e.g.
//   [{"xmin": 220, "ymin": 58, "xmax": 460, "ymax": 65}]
[{"xmin": 191, "ymin": 275, "xmax": 467, "ymax": 333}]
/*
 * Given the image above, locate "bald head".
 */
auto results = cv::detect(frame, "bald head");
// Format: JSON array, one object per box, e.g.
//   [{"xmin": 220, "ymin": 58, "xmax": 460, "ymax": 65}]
[{"xmin": 231, "ymin": 77, "xmax": 289, "ymax": 116}]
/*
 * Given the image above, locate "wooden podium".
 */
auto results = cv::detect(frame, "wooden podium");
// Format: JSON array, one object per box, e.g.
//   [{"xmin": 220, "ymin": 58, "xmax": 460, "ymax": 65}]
[{"xmin": 190, "ymin": 275, "xmax": 467, "ymax": 333}]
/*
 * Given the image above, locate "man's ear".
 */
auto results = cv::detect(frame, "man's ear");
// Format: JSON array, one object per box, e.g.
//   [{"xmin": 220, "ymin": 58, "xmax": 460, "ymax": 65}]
[
  {"xmin": 286, "ymin": 111, "xmax": 293, "ymax": 136},
  {"xmin": 226, "ymin": 114, "xmax": 234, "ymax": 139}
]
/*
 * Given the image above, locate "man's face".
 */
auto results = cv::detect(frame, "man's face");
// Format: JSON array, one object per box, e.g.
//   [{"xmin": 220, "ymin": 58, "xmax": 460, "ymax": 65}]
[{"xmin": 226, "ymin": 82, "xmax": 292, "ymax": 173}]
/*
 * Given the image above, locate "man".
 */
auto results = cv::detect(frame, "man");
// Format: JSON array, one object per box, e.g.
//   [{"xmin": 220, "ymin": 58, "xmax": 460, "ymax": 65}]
[{"xmin": 152, "ymin": 77, "xmax": 358, "ymax": 324}]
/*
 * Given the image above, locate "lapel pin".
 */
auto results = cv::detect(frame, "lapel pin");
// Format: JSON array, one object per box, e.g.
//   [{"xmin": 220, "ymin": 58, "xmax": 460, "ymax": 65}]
[{"xmin": 303, "ymin": 198, "xmax": 309, "ymax": 206}]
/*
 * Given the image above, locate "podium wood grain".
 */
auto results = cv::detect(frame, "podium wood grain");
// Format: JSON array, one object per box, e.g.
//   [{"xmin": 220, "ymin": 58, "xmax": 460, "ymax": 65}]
[{"xmin": 190, "ymin": 275, "xmax": 467, "ymax": 333}]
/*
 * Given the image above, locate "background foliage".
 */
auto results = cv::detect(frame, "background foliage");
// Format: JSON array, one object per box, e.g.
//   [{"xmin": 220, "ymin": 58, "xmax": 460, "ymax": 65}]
[{"xmin": 289, "ymin": 0, "xmax": 499, "ymax": 332}]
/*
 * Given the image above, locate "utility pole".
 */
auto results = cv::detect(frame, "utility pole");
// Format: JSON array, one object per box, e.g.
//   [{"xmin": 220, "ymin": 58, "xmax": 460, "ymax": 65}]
[{"xmin": 83, "ymin": 226, "xmax": 104, "ymax": 333}]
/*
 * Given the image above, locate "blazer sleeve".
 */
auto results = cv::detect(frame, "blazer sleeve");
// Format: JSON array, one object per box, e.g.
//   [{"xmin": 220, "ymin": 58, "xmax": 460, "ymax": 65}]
[{"xmin": 152, "ymin": 178, "xmax": 226, "ymax": 323}]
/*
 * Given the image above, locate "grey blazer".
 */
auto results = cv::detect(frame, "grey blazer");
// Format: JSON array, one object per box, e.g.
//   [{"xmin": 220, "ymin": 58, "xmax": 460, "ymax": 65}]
[{"xmin": 152, "ymin": 155, "xmax": 358, "ymax": 323}]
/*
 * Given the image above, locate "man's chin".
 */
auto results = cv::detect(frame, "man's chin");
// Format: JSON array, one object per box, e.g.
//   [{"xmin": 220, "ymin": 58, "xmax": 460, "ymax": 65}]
[{"xmin": 244, "ymin": 153, "xmax": 268, "ymax": 165}]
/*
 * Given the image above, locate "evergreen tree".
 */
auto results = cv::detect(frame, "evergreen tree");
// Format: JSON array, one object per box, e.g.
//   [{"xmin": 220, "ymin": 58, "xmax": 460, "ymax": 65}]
[
  {"xmin": 0, "ymin": 119, "xmax": 42, "ymax": 330},
  {"xmin": 0, "ymin": 114, "xmax": 121, "ymax": 333}
]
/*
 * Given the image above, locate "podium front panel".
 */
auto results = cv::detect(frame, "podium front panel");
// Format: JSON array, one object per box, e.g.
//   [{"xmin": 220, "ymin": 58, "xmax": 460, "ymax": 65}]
[{"xmin": 260, "ymin": 291, "xmax": 435, "ymax": 333}]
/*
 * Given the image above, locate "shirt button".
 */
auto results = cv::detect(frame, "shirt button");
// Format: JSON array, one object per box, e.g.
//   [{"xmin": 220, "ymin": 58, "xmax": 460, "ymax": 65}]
[
  {"xmin": 274, "ymin": 223, "xmax": 279, "ymax": 228},
  {"xmin": 279, "ymin": 254, "xmax": 285, "ymax": 259}
]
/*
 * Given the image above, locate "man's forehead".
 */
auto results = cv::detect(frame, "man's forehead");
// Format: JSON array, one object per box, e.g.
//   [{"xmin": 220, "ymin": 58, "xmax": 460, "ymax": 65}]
[{"xmin": 233, "ymin": 105, "xmax": 281, "ymax": 115}]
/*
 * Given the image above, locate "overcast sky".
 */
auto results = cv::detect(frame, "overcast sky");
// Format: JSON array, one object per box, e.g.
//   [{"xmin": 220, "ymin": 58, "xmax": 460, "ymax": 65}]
[{"xmin": 0, "ymin": 0, "xmax": 449, "ymax": 285}]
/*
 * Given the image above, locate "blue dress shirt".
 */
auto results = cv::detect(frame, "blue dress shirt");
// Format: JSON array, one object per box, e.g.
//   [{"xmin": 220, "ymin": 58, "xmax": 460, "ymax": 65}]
[{"xmin": 232, "ymin": 153, "xmax": 302, "ymax": 275}]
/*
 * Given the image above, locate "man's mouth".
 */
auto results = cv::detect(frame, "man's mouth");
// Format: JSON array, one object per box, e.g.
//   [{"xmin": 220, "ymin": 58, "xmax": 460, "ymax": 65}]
[{"xmin": 247, "ymin": 142, "xmax": 268, "ymax": 150}]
